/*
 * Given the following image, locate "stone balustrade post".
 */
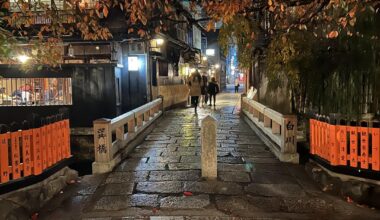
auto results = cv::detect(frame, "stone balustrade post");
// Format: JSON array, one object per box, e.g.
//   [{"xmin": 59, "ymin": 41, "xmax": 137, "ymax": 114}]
[
  {"xmin": 136, "ymin": 114, "xmax": 143, "ymax": 128},
  {"xmin": 128, "ymin": 118, "xmax": 136, "ymax": 134},
  {"xmin": 116, "ymin": 126, "xmax": 124, "ymax": 141},
  {"xmin": 93, "ymin": 118, "xmax": 113, "ymax": 173},
  {"xmin": 253, "ymin": 109, "xmax": 259, "ymax": 118},
  {"xmin": 150, "ymin": 106, "xmax": 155, "ymax": 117},
  {"xmin": 144, "ymin": 111, "xmax": 150, "ymax": 122},
  {"xmin": 264, "ymin": 114, "xmax": 271, "ymax": 128},
  {"xmin": 272, "ymin": 122, "xmax": 281, "ymax": 135},
  {"xmin": 158, "ymin": 95, "xmax": 164, "ymax": 113},
  {"xmin": 282, "ymin": 115, "xmax": 297, "ymax": 154},
  {"xmin": 201, "ymin": 115, "xmax": 217, "ymax": 179}
]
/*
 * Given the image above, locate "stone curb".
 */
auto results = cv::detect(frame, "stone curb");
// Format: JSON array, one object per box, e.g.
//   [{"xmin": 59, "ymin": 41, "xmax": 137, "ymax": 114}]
[
  {"xmin": 0, "ymin": 166, "xmax": 78, "ymax": 219},
  {"xmin": 305, "ymin": 161, "xmax": 380, "ymax": 209}
]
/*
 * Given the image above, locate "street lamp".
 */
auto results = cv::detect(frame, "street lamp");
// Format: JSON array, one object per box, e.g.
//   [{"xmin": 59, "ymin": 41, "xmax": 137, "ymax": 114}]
[
  {"xmin": 151, "ymin": 38, "xmax": 164, "ymax": 48},
  {"xmin": 17, "ymin": 55, "xmax": 30, "ymax": 63},
  {"xmin": 155, "ymin": 38, "xmax": 164, "ymax": 46}
]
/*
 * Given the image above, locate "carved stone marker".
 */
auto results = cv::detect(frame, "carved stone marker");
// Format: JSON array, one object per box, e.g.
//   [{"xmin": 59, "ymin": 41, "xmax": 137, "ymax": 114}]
[{"xmin": 201, "ymin": 115, "xmax": 217, "ymax": 179}]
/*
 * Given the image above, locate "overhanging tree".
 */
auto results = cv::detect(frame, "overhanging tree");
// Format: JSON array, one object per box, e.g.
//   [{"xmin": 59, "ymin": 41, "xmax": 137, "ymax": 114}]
[{"xmin": 1, "ymin": 0, "xmax": 378, "ymax": 65}]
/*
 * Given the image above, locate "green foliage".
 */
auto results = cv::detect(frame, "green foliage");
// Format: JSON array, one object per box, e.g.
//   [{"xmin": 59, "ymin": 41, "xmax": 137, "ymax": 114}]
[
  {"xmin": 264, "ymin": 7, "xmax": 380, "ymax": 118},
  {"xmin": 218, "ymin": 15, "xmax": 257, "ymax": 69}
]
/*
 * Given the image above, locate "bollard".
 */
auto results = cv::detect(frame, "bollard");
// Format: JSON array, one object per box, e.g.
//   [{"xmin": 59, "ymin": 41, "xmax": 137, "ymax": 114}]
[{"xmin": 201, "ymin": 115, "xmax": 217, "ymax": 179}]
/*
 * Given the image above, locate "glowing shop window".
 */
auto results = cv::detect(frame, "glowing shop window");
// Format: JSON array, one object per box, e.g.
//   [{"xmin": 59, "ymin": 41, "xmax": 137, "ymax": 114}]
[{"xmin": 0, "ymin": 78, "xmax": 73, "ymax": 106}]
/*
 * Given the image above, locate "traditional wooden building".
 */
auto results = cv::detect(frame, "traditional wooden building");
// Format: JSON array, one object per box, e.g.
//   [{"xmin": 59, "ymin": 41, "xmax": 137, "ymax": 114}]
[{"xmin": 0, "ymin": 2, "xmax": 207, "ymax": 160}]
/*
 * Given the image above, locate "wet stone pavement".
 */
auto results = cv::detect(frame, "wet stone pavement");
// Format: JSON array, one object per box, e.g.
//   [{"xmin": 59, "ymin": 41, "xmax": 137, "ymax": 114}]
[{"xmin": 39, "ymin": 91, "xmax": 380, "ymax": 219}]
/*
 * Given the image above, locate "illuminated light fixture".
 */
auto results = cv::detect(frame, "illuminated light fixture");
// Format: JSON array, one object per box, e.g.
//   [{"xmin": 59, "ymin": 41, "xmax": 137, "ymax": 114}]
[
  {"xmin": 211, "ymin": 70, "xmax": 215, "ymax": 74},
  {"xmin": 202, "ymin": 56, "xmax": 207, "ymax": 61},
  {"xmin": 68, "ymin": 44, "xmax": 74, "ymax": 57},
  {"xmin": 17, "ymin": 55, "xmax": 30, "ymax": 63},
  {"xmin": 215, "ymin": 64, "xmax": 220, "ymax": 69},
  {"xmin": 128, "ymin": 56, "xmax": 140, "ymax": 71},
  {"xmin": 206, "ymin": 49, "xmax": 215, "ymax": 56},
  {"xmin": 95, "ymin": 46, "xmax": 100, "ymax": 50},
  {"xmin": 155, "ymin": 38, "xmax": 164, "ymax": 46}
]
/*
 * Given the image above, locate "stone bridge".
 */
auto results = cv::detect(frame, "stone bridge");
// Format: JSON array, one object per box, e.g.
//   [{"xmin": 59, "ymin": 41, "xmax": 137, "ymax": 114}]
[{"xmin": 38, "ymin": 87, "xmax": 380, "ymax": 219}]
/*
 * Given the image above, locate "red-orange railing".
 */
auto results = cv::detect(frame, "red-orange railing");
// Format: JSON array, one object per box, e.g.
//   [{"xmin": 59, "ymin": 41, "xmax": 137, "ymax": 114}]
[
  {"xmin": 0, "ymin": 119, "xmax": 71, "ymax": 184},
  {"xmin": 310, "ymin": 119, "xmax": 380, "ymax": 171}
]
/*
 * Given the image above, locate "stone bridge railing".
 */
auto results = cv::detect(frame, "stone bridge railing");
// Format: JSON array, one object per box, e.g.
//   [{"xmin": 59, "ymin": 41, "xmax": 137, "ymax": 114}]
[
  {"xmin": 241, "ymin": 97, "xmax": 299, "ymax": 163},
  {"xmin": 92, "ymin": 98, "xmax": 163, "ymax": 173}
]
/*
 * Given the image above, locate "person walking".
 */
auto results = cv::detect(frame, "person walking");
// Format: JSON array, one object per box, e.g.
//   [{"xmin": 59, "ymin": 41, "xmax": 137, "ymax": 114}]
[
  {"xmin": 200, "ymin": 72, "xmax": 208, "ymax": 106},
  {"xmin": 207, "ymin": 77, "xmax": 219, "ymax": 106},
  {"xmin": 188, "ymin": 70, "xmax": 202, "ymax": 114},
  {"xmin": 234, "ymin": 77, "xmax": 240, "ymax": 93}
]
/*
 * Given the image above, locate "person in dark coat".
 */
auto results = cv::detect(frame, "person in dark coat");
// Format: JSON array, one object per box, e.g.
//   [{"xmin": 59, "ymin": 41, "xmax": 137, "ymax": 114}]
[
  {"xmin": 200, "ymin": 73, "xmax": 208, "ymax": 107},
  {"xmin": 207, "ymin": 77, "xmax": 219, "ymax": 106}
]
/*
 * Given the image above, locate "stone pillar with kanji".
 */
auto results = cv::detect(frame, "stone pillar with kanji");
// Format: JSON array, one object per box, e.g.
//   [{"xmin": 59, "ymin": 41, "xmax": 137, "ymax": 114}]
[{"xmin": 92, "ymin": 118, "xmax": 113, "ymax": 173}]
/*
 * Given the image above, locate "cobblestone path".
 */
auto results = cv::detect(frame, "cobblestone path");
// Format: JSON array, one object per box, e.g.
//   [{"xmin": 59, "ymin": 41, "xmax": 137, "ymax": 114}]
[{"xmin": 40, "ymin": 90, "xmax": 380, "ymax": 220}]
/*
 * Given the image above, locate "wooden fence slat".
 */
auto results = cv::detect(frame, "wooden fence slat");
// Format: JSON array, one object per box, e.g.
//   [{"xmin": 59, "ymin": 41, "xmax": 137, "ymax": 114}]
[
  {"xmin": 51, "ymin": 122, "xmax": 57, "ymax": 164},
  {"xmin": 319, "ymin": 122, "xmax": 325, "ymax": 159},
  {"xmin": 22, "ymin": 130, "xmax": 32, "ymax": 177},
  {"xmin": 32, "ymin": 128, "xmax": 43, "ymax": 175},
  {"xmin": 310, "ymin": 120, "xmax": 315, "ymax": 154},
  {"xmin": 324, "ymin": 122, "xmax": 330, "ymax": 161},
  {"xmin": 59, "ymin": 121, "xmax": 65, "ymax": 159},
  {"xmin": 316, "ymin": 121, "xmax": 321, "ymax": 157},
  {"xmin": 372, "ymin": 128, "xmax": 380, "ymax": 171},
  {"xmin": 46, "ymin": 124, "xmax": 53, "ymax": 166},
  {"xmin": 0, "ymin": 132, "xmax": 10, "ymax": 183},
  {"xmin": 338, "ymin": 125, "xmax": 347, "ymax": 165},
  {"xmin": 360, "ymin": 127, "xmax": 369, "ymax": 169},
  {"xmin": 321, "ymin": 121, "xmax": 326, "ymax": 159},
  {"xmin": 32, "ymin": 128, "xmax": 42, "ymax": 175},
  {"xmin": 329, "ymin": 124, "xmax": 339, "ymax": 165},
  {"xmin": 11, "ymin": 131, "xmax": 22, "ymax": 180},
  {"xmin": 56, "ymin": 122, "xmax": 62, "ymax": 162},
  {"xmin": 349, "ymin": 127, "xmax": 358, "ymax": 167},
  {"xmin": 64, "ymin": 119, "xmax": 70, "ymax": 158},
  {"xmin": 40, "ymin": 126, "xmax": 47, "ymax": 170}
]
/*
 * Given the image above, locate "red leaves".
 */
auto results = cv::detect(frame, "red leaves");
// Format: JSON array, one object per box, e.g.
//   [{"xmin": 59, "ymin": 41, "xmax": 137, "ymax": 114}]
[
  {"xmin": 327, "ymin": 30, "xmax": 339, "ymax": 39},
  {"xmin": 183, "ymin": 191, "xmax": 193, "ymax": 196},
  {"xmin": 346, "ymin": 196, "xmax": 353, "ymax": 203},
  {"xmin": 137, "ymin": 29, "xmax": 146, "ymax": 37},
  {"xmin": 348, "ymin": 5, "xmax": 357, "ymax": 18},
  {"xmin": 155, "ymin": 26, "xmax": 161, "ymax": 34},
  {"xmin": 1, "ymin": 1, "xmax": 10, "ymax": 10},
  {"xmin": 31, "ymin": 213, "xmax": 38, "ymax": 220},
  {"xmin": 103, "ymin": 7, "xmax": 109, "ymax": 18},
  {"xmin": 250, "ymin": 32, "xmax": 255, "ymax": 40}
]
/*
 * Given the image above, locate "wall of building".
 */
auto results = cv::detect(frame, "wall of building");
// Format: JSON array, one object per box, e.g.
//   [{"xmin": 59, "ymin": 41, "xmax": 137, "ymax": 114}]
[
  {"xmin": 155, "ymin": 84, "xmax": 189, "ymax": 109},
  {"xmin": 257, "ymin": 75, "xmax": 292, "ymax": 115}
]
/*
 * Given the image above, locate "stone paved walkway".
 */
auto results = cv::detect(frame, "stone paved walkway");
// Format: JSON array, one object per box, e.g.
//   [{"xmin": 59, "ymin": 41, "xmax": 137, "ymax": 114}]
[{"xmin": 39, "ymin": 88, "xmax": 380, "ymax": 219}]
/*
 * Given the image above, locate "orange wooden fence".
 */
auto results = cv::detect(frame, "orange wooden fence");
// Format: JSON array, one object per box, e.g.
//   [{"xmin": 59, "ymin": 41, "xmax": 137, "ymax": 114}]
[
  {"xmin": 0, "ymin": 119, "xmax": 70, "ymax": 184},
  {"xmin": 310, "ymin": 119, "xmax": 380, "ymax": 171}
]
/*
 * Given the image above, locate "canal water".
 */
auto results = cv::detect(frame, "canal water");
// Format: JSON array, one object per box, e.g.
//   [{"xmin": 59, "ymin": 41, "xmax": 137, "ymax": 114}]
[{"xmin": 69, "ymin": 159, "xmax": 93, "ymax": 176}]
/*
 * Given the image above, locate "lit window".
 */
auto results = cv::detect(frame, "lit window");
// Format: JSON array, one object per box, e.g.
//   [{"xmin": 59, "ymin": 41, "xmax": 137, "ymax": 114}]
[
  {"xmin": 0, "ymin": 78, "xmax": 72, "ymax": 106},
  {"xmin": 206, "ymin": 49, "xmax": 215, "ymax": 56},
  {"xmin": 128, "ymin": 57, "xmax": 140, "ymax": 71}
]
